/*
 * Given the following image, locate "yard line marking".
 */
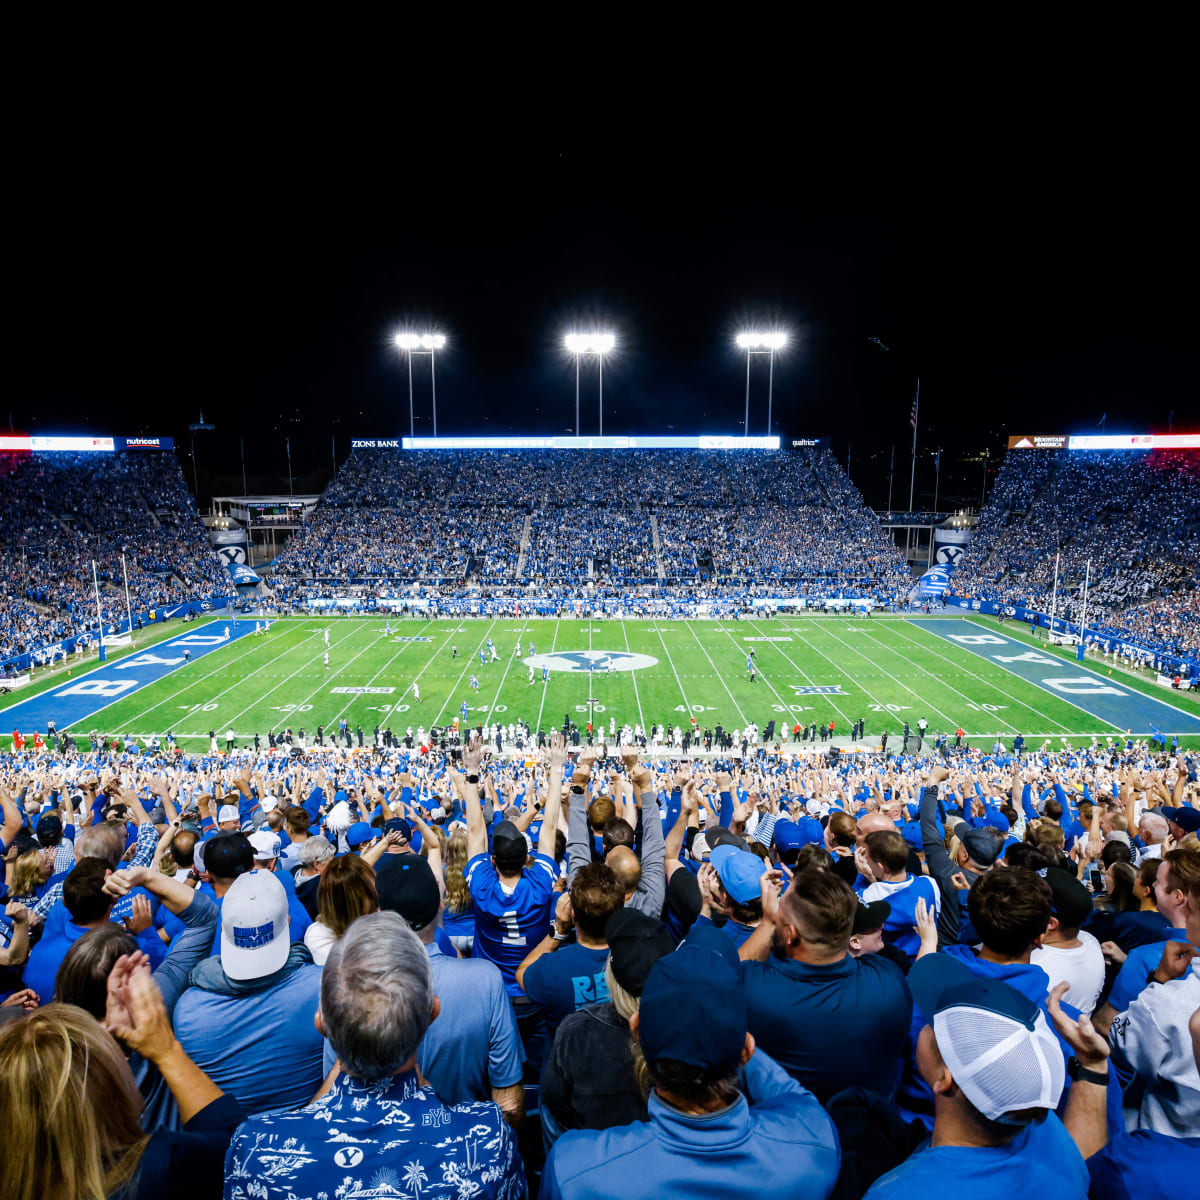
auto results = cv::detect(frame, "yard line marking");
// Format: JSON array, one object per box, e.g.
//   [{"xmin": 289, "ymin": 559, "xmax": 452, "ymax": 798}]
[
  {"xmin": 323, "ymin": 619, "xmax": 439, "ymax": 728},
  {"xmin": 216, "ymin": 623, "xmax": 377, "ymax": 734},
  {"xmin": 739, "ymin": 619, "xmax": 862, "ymax": 728},
  {"xmin": 485, "ymin": 618, "xmax": 529, "ymax": 725},
  {"xmin": 650, "ymin": 620, "xmax": 693, "ymax": 715},
  {"xmin": 887, "ymin": 620, "xmax": 1079, "ymax": 734},
  {"xmin": 534, "ymin": 619, "xmax": 562, "ymax": 734},
  {"xmin": 431, "ymin": 620, "xmax": 500, "ymax": 728},
  {"xmin": 684, "ymin": 621, "xmax": 749, "ymax": 725},
  {"xmin": 99, "ymin": 623, "xmax": 323, "ymax": 731},
  {"xmin": 815, "ymin": 620, "xmax": 963, "ymax": 732},
  {"xmin": 711, "ymin": 621, "xmax": 826, "ymax": 728},
  {"xmin": 620, "ymin": 619, "xmax": 647, "ymax": 733}
]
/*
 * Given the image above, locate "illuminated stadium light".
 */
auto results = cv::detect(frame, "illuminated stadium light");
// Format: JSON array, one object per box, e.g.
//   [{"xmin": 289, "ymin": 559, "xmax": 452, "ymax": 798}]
[
  {"xmin": 736, "ymin": 331, "xmax": 787, "ymax": 350},
  {"xmin": 563, "ymin": 331, "xmax": 617, "ymax": 436},
  {"xmin": 392, "ymin": 331, "xmax": 447, "ymax": 437},
  {"xmin": 736, "ymin": 330, "xmax": 788, "ymax": 435}
]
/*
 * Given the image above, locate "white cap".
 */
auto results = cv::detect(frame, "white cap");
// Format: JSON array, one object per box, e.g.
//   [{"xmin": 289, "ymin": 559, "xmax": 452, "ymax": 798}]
[
  {"xmin": 217, "ymin": 804, "xmax": 240, "ymax": 824},
  {"xmin": 248, "ymin": 830, "xmax": 282, "ymax": 861},
  {"xmin": 260, "ymin": 795, "xmax": 279, "ymax": 815},
  {"xmin": 220, "ymin": 870, "xmax": 291, "ymax": 981}
]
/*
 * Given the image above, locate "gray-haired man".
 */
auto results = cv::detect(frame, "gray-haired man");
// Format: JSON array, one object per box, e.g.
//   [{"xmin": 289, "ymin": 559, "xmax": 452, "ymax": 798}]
[{"xmin": 222, "ymin": 911, "xmax": 527, "ymax": 1199}]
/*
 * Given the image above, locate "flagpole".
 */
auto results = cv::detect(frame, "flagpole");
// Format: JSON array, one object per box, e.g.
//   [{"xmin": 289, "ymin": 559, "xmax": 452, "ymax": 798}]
[
  {"xmin": 933, "ymin": 448, "xmax": 941, "ymax": 512},
  {"xmin": 121, "ymin": 554, "xmax": 133, "ymax": 638},
  {"xmin": 92, "ymin": 560, "xmax": 106, "ymax": 663},
  {"xmin": 286, "ymin": 437, "xmax": 294, "ymax": 496},
  {"xmin": 240, "ymin": 435, "xmax": 248, "ymax": 496},
  {"xmin": 907, "ymin": 378, "xmax": 919, "ymax": 558},
  {"xmin": 887, "ymin": 446, "xmax": 894, "ymax": 512},
  {"xmin": 981, "ymin": 448, "xmax": 989, "ymax": 508},
  {"xmin": 1078, "ymin": 558, "xmax": 1091, "ymax": 640},
  {"xmin": 1048, "ymin": 550, "xmax": 1061, "ymax": 636}
]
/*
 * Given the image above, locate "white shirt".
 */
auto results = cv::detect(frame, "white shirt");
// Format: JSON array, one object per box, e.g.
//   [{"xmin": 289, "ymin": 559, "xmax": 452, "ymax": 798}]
[
  {"xmin": 1109, "ymin": 960, "xmax": 1200, "ymax": 1136},
  {"xmin": 1032, "ymin": 930, "xmax": 1105, "ymax": 1014},
  {"xmin": 304, "ymin": 921, "xmax": 337, "ymax": 966}
]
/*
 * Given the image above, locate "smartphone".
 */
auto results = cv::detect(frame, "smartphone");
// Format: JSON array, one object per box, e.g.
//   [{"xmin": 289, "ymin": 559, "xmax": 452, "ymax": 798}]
[{"xmin": 1089, "ymin": 867, "xmax": 1104, "ymax": 892}]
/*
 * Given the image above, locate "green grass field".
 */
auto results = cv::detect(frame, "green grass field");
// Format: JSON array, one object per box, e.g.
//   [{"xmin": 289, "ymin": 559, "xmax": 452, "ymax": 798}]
[{"xmin": 22, "ymin": 614, "xmax": 1199, "ymax": 751}]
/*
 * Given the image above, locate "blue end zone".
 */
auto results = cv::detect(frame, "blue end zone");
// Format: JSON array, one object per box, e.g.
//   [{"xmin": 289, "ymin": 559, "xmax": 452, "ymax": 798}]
[
  {"xmin": 1, "ymin": 621, "xmax": 260, "ymax": 734},
  {"xmin": 909, "ymin": 619, "xmax": 1200, "ymax": 734}
]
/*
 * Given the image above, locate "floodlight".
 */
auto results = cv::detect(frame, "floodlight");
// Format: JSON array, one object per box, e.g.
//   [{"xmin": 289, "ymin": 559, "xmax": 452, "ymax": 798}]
[
  {"xmin": 736, "ymin": 330, "xmax": 788, "ymax": 435},
  {"xmin": 565, "ymin": 332, "xmax": 615, "ymax": 355},
  {"xmin": 392, "ymin": 331, "xmax": 448, "ymax": 438},
  {"xmin": 736, "ymin": 331, "xmax": 787, "ymax": 350}
]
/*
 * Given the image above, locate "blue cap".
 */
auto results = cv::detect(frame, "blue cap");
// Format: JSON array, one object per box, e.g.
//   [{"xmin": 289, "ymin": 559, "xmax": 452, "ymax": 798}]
[
  {"xmin": 982, "ymin": 809, "xmax": 1011, "ymax": 834},
  {"xmin": 710, "ymin": 844, "xmax": 764, "ymax": 904},
  {"xmin": 639, "ymin": 944, "xmax": 746, "ymax": 1071},
  {"xmin": 772, "ymin": 819, "xmax": 802, "ymax": 851},
  {"xmin": 901, "ymin": 821, "xmax": 923, "ymax": 852},
  {"xmin": 795, "ymin": 816, "xmax": 825, "ymax": 846},
  {"xmin": 345, "ymin": 821, "xmax": 376, "ymax": 847}
]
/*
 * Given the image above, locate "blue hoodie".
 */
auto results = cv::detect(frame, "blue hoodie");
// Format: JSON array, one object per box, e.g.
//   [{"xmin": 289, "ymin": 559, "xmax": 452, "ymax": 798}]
[{"xmin": 540, "ymin": 1048, "xmax": 839, "ymax": 1200}]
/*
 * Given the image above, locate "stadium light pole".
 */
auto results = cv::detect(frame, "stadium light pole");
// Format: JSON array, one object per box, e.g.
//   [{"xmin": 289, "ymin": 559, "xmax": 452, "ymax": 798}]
[
  {"xmin": 736, "ymin": 332, "xmax": 787, "ymax": 435},
  {"xmin": 394, "ymin": 332, "xmax": 447, "ymax": 437},
  {"xmin": 564, "ymin": 333, "xmax": 616, "ymax": 436}
]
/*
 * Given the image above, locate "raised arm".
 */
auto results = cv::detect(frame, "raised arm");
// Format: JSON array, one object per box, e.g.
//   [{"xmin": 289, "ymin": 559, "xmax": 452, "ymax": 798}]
[
  {"xmin": 462, "ymin": 734, "xmax": 489, "ymax": 861},
  {"xmin": 538, "ymin": 732, "xmax": 568, "ymax": 860}
]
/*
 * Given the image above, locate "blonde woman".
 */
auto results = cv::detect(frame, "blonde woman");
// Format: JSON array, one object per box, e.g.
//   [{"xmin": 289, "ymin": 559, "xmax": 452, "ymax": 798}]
[
  {"xmin": 0, "ymin": 953, "xmax": 242, "ymax": 1200},
  {"xmin": 442, "ymin": 827, "xmax": 475, "ymax": 954}
]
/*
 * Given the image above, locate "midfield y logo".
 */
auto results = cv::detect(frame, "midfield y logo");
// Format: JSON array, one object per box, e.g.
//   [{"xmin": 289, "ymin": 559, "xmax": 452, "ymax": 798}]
[{"xmin": 524, "ymin": 651, "xmax": 658, "ymax": 673}]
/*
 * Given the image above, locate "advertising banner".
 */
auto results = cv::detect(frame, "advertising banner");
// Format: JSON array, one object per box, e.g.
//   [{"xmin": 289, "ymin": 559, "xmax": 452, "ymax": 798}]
[{"xmin": 1007, "ymin": 435, "xmax": 1068, "ymax": 450}]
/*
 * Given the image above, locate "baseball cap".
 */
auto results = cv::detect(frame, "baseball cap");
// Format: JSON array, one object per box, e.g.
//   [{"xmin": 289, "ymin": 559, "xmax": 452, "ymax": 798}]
[
  {"xmin": 707, "ymin": 826, "xmax": 750, "ymax": 854},
  {"xmin": 383, "ymin": 817, "xmax": 413, "ymax": 842},
  {"xmin": 639, "ymin": 944, "xmax": 746, "ymax": 1073},
  {"xmin": 260, "ymin": 795, "xmax": 280, "ymax": 815},
  {"xmin": 217, "ymin": 804, "xmax": 240, "ymax": 825},
  {"xmin": 982, "ymin": 810, "xmax": 1011, "ymax": 834},
  {"xmin": 794, "ymin": 816, "xmax": 825, "ymax": 846},
  {"xmin": 204, "ymin": 832, "xmax": 254, "ymax": 880},
  {"xmin": 35, "ymin": 813, "xmax": 63, "ymax": 844},
  {"xmin": 666, "ymin": 867, "xmax": 702, "ymax": 930},
  {"xmin": 606, "ymin": 908, "xmax": 675, "ymax": 996},
  {"xmin": 852, "ymin": 899, "xmax": 891, "ymax": 935},
  {"xmin": 908, "ymin": 953, "xmax": 1065, "ymax": 1124},
  {"xmin": 491, "ymin": 820, "xmax": 528, "ymax": 866},
  {"xmin": 1159, "ymin": 806, "xmax": 1200, "ymax": 835},
  {"xmin": 901, "ymin": 821, "xmax": 923, "ymax": 852},
  {"xmin": 960, "ymin": 826, "xmax": 1004, "ymax": 867},
  {"xmin": 773, "ymin": 819, "xmax": 802, "ymax": 851},
  {"xmin": 220, "ymin": 870, "xmax": 291, "ymax": 981},
  {"xmin": 1041, "ymin": 867, "xmax": 1095, "ymax": 929},
  {"xmin": 710, "ymin": 844, "xmax": 764, "ymax": 905},
  {"xmin": 345, "ymin": 821, "xmax": 376, "ymax": 848},
  {"xmin": 248, "ymin": 830, "xmax": 282, "ymax": 861},
  {"xmin": 297, "ymin": 835, "xmax": 334, "ymax": 865},
  {"xmin": 376, "ymin": 854, "xmax": 441, "ymax": 931}
]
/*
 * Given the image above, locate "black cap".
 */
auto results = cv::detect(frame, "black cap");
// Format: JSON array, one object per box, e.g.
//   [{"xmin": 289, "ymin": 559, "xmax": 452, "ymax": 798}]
[
  {"xmin": 376, "ymin": 854, "xmax": 441, "ymax": 931},
  {"xmin": 491, "ymin": 820, "xmax": 528, "ymax": 866},
  {"xmin": 706, "ymin": 826, "xmax": 751, "ymax": 854},
  {"xmin": 666, "ymin": 867, "xmax": 702, "ymax": 931},
  {"xmin": 1042, "ymin": 867, "xmax": 1094, "ymax": 929},
  {"xmin": 204, "ymin": 832, "xmax": 254, "ymax": 881},
  {"xmin": 960, "ymin": 826, "xmax": 1004, "ymax": 867},
  {"xmin": 36, "ymin": 813, "xmax": 63, "ymax": 844},
  {"xmin": 606, "ymin": 908, "xmax": 676, "ymax": 996},
  {"xmin": 383, "ymin": 817, "xmax": 413, "ymax": 842},
  {"xmin": 852, "ymin": 899, "xmax": 891, "ymax": 935}
]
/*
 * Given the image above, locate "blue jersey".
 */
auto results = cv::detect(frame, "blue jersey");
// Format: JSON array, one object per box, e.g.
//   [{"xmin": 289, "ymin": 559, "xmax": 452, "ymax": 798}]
[
  {"xmin": 461, "ymin": 702, "xmax": 469, "ymax": 721},
  {"xmin": 857, "ymin": 873, "xmax": 941, "ymax": 957},
  {"xmin": 747, "ymin": 656, "xmax": 754, "ymax": 670},
  {"xmin": 542, "ymin": 667, "xmax": 549, "ymax": 681},
  {"xmin": 465, "ymin": 852, "xmax": 560, "ymax": 997}
]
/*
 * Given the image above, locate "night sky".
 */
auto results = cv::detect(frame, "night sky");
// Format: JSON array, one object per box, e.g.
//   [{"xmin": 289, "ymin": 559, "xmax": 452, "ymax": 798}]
[{"xmin": 16, "ymin": 124, "xmax": 1196, "ymax": 511}]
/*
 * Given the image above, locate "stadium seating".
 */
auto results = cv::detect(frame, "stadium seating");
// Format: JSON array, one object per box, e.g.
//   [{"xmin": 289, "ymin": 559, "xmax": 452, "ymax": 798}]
[
  {"xmin": 953, "ymin": 448, "xmax": 1200, "ymax": 658},
  {"xmin": 271, "ymin": 446, "xmax": 912, "ymax": 598},
  {"xmin": 0, "ymin": 451, "xmax": 233, "ymax": 664}
]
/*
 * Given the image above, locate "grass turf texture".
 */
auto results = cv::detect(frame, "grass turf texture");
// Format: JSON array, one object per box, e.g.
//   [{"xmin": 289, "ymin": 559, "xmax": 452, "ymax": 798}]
[{"xmin": 11, "ymin": 615, "xmax": 1198, "ymax": 752}]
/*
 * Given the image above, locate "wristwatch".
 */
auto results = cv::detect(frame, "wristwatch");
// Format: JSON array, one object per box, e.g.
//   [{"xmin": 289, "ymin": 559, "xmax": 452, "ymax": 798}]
[
  {"xmin": 552, "ymin": 927, "xmax": 572, "ymax": 942},
  {"xmin": 1066, "ymin": 1056, "xmax": 1108, "ymax": 1086},
  {"xmin": 465, "ymin": 774, "xmax": 480, "ymax": 785}
]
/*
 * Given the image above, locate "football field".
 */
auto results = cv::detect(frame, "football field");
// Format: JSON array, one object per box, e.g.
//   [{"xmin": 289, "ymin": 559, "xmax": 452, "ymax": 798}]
[{"xmin": 6, "ymin": 614, "xmax": 1200, "ymax": 751}]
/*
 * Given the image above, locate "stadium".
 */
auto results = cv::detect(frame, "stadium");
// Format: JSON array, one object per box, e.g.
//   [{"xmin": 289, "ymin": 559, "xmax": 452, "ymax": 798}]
[
  {"xmin": 3, "ymin": 433, "xmax": 1199, "ymax": 755},
  {"xmin": 3, "ymin": 145, "xmax": 1199, "ymax": 1200}
]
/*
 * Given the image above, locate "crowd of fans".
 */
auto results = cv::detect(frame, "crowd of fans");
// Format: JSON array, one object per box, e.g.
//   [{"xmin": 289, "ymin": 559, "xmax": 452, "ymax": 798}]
[
  {"xmin": 0, "ymin": 452, "xmax": 233, "ymax": 666},
  {"xmin": 954, "ymin": 449, "xmax": 1200, "ymax": 660},
  {"xmin": 271, "ymin": 447, "xmax": 912, "ymax": 601},
  {"xmin": 1, "ymin": 731, "xmax": 1197, "ymax": 1198}
]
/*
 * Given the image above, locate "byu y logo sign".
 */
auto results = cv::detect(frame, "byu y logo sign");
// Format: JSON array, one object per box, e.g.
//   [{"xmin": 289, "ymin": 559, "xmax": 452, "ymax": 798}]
[{"xmin": 525, "ymin": 651, "xmax": 658, "ymax": 673}]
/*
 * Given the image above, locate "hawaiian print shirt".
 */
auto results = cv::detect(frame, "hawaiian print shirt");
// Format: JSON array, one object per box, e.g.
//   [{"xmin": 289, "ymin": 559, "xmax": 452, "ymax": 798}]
[{"xmin": 223, "ymin": 1067, "xmax": 526, "ymax": 1199}]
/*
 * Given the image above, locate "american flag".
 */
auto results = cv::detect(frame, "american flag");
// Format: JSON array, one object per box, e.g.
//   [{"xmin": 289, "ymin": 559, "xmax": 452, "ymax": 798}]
[{"xmin": 910, "ymin": 396, "xmax": 919, "ymax": 431}]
